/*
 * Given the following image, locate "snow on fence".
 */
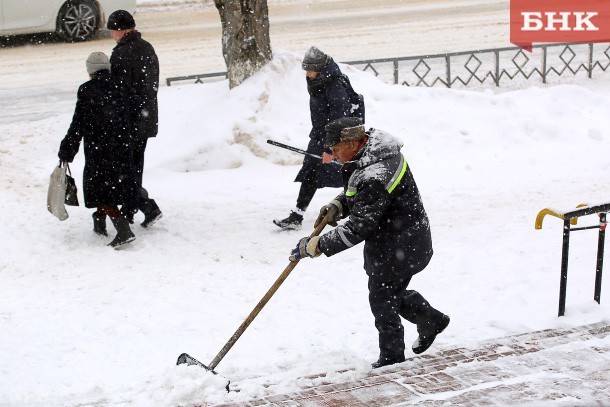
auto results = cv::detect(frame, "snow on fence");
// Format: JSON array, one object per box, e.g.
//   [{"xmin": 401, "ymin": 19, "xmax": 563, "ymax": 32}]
[{"xmin": 166, "ymin": 42, "xmax": 610, "ymax": 88}]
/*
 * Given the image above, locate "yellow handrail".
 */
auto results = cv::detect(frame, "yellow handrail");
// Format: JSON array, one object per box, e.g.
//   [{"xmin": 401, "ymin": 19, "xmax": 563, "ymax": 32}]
[{"xmin": 535, "ymin": 204, "xmax": 588, "ymax": 230}]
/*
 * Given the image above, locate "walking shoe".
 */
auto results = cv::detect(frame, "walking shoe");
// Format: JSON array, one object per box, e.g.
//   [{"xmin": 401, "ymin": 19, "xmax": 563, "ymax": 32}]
[
  {"xmin": 412, "ymin": 314, "xmax": 450, "ymax": 354},
  {"xmin": 120, "ymin": 206, "xmax": 135, "ymax": 224},
  {"xmin": 273, "ymin": 211, "xmax": 303, "ymax": 230},
  {"xmin": 371, "ymin": 355, "xmax": 406, "ymax": 369},
  {"xmin": 92, "ymin": 211, "xmax": 108, "ymax": 236},
  {"xmin": 141, "ymin": 200, "xmax": 163, "ymax": 228},
  {"xmin": 108, "ymin": 217, "xmax": 136, "ymax": 249},
  {"xmin": 141, "ymin": 207, "xmax": 162, "ymax": 228}
]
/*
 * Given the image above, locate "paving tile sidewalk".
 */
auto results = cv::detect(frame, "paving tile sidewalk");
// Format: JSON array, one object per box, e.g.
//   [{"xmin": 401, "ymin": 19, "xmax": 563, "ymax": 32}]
[{"xmin": 215, "ymin": 322, "xmax": 610, "ymax": 406}]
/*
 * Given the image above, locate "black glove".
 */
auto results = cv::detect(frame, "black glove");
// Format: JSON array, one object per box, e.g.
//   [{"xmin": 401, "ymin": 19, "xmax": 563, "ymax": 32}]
[
  {"xmin": 289, "ymin": 236, "xmax": 321, "ymax": 261},
  {"xmin": 314, "ymin": 199, "xmax": 343, "ymax": 227}
]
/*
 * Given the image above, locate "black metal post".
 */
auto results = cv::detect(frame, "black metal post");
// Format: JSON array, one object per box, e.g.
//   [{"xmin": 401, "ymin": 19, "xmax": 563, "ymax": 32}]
[
  {"xmin": 594, "ymin": 213, "xmax": 606, "ymax": 304},
  {"xmin": 559, "ymin": 218, "xmax": 571, "ymax": 317},
  {"xmin": 393, "ymin": 60, "xmax": 399, "ymax": 85},
  {"xmin": 446, "ymin": 55, "xmax": 451, "ymax": 88}
]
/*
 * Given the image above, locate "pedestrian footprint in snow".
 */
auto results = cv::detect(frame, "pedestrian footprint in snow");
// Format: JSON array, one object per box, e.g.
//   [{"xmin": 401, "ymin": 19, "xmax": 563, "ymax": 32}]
[
  {"xmin": 57, "ymin": 52, "xmax": 137, "ymax": 249},
  {"xmin": 289, "ymin": 117, "xmax": 449, "ymax": 369},
  {"xmin": 274, "ymin": 46, "xmax": 364, "ymax": 230}
]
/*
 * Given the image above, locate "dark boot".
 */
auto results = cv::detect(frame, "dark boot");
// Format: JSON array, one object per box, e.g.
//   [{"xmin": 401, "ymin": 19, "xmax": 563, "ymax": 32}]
[
  {"xmin": 120, "ymin": 206, "xmax": 136, "ymax": 224},
  {"xmin": 372, "ymin": 331, "xmax": 406, "ymax": 369},
  {"xmin": 141, "ymin": 199, "xmax": 163, "ymax": 228},
  {"xmin": 92, "ymin": 211, "xmax": 108, "ymax": 236},
  {"xmin": 412, "ymin": 314, "xmax": 450, "ymax": 354},
  {"xmin": 108, "ymin": 216, "xmax": 136, "ymax": 249},
  {"xmin": 371, "ymin": 355, "xmax": 406, "ymax": 369},
  {"xmin": 273, "ymin": 211, "xmax": 303, "ymax": 230}
]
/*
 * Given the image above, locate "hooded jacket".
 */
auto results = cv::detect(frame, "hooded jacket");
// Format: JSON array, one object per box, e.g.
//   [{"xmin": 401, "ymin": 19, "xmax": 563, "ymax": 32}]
[
  {"xmin": 295, "ymin": 57, "xmax": 352, "ymax": 187},
  {"xmin": 318, "ymin": 129, "xmax": 433, "ymax": 280}
]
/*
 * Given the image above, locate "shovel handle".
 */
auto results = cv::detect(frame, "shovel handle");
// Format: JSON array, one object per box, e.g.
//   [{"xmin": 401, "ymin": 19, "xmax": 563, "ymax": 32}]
[{"xmin": 207, "ymin": 215, "xmax": 331, "ymax": 370}]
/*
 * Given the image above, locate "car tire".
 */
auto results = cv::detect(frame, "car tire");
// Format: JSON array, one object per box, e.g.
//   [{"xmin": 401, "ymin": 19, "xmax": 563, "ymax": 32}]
[{"xmin": 56, "ymin": 0, "xmax": 100, "ymax": 42}]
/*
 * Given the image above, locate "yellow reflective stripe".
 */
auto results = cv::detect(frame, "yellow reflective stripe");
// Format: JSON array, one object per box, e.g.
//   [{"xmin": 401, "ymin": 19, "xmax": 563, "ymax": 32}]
[
  {"xmin": 388, "ymin": 156, "xmax": 407, "ymax": 194},
  {"xmin": 346, "ymin": 187, "xmax": 357, "ymax": 197}
]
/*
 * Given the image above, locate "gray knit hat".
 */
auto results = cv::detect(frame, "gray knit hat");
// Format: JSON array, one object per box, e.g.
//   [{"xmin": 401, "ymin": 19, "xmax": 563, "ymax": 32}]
[
  {"xmin": 324, "ymin": 117, "xmax": 366, "ymax": 148},
  {"xmin": 302, "ymin": 46, "xmax": 329, "ymax": 72},
  {"xmin": 86, "ymin": 52, "xmax": 110, "ymax": 74}
]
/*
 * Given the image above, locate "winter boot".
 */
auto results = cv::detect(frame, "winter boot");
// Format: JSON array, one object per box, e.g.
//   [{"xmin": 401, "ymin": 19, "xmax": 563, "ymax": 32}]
[
  {"xmin": 120, "ymin": 205, "xmax": 136, "ymax": 224},
  {"xmin": 273, "ymin": 211, "xmax": 303, "ymax": 230},
  {"xmin": 108, "ymin": 216, "xmax": 136, "ymax": 249},
  {"xmin": 372, "ymin": 330, "xmax": 406, "ymax": 369},
  {"xmin": 141, "ymin": 199, "xmax": 163, "ymax": 228},
  {"xmin": 371, "ymin": 355, "xmax": 406, "ymax": 369},
  {"xmin": 412, "ymin": 314, "xmax": 450, "ymax": 354},
  {"xmin": 92, "ymin": 211, "xmax": 108, "ymax": 236}
]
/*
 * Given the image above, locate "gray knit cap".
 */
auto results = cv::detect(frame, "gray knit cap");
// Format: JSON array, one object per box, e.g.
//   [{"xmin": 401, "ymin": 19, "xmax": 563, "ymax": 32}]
[
  {"xmin": 86, "ymin": 52, "xmax": 110, "ymax": 74},
  {"xmin": 302, "ymin": 46, "xmax": 329, "ymax": 72}
]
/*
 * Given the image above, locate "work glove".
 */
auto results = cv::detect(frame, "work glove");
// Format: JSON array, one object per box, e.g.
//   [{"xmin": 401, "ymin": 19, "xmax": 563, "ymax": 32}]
[
  {"xmin": 314, "ymin": 199, "xmax": 343, "ymax": 227},
  {"xmin": 289, "ymin": 236, "xmax": 321, "ymax": 261}
]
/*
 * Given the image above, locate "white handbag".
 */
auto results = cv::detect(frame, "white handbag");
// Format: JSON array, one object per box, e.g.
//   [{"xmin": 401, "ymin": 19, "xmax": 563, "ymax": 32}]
[{"xmin": 47, "ymin": 162, "xmax": 69, "ymax": 221}]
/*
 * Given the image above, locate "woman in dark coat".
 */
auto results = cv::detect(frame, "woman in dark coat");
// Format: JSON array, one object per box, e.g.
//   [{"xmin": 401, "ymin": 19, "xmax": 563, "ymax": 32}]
[
  {"xmin": 274, "ymin": 46, "xmax": 355, "ymax": 230},
  {"xmin": 58, "ymin": 52, "xmax": 137, "ymax": 248}
]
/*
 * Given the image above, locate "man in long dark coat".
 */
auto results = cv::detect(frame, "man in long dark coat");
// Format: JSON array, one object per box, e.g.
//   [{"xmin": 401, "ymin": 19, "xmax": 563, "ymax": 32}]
[
  {"xmin": 290, "ymin": 117, "xmax": 450, "ymax": 369},
  {"xmin": 58, "ymin": 52, "xmax": 137, "ymax": 248},
  {"xmin": 107, "ymin": 10, "xmax": 163, "ymax": 228},
  {"xmin": 274, "ymin": 46, "xmax": 355, "ymax": 230}
]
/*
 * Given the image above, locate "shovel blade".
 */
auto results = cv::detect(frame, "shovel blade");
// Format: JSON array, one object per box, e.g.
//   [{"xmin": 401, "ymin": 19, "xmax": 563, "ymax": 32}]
[
  {"xmin": 177, "ymin": 353, "xmax": 230, "ymax": 392},
  {"xmin": 177, "ymin": 353, "xmax": 212, "ymax": 370}
]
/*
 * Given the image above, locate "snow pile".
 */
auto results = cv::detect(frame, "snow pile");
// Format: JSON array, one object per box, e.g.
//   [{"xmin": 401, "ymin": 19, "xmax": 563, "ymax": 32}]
[{"xmin": 1, "ymin": 50, "xmax": 609, "ymax": 406}]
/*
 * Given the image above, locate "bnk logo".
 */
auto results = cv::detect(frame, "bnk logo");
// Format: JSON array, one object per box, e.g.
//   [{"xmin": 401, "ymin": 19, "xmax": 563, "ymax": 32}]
[{"xmin": 510, "ymin": 0, "xmax": 610, "ymax": 51}]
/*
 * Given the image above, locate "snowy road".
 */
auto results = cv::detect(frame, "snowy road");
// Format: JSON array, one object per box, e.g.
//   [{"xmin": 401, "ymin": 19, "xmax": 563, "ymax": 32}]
[{"xmin": 0, "ymin": 0, "xmax": 508, "ymax": 125}]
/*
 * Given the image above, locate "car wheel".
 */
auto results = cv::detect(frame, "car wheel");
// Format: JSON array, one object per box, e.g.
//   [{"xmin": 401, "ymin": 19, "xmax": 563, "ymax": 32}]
[{"xmin": 56, "ymin": 0, "xmax": 100, "ymax": 42}]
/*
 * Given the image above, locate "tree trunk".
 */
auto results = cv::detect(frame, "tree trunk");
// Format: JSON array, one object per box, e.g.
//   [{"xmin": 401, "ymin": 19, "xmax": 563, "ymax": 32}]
[{"xmin": 214, "ymin": 0, "xmax": 272, "ymax": 88}]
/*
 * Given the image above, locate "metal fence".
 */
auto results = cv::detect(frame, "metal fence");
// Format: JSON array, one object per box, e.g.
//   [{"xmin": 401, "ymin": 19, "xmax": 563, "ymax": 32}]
[{"xmin": 166, "ymin": 42, "xmax": 610, "ymax": 88}]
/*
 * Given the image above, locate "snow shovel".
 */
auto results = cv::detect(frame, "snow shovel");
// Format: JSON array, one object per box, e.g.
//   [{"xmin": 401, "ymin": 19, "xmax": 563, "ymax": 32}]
[{"xmin": 177, "ymin": 215, "xmax": 331, "ymax": 385}]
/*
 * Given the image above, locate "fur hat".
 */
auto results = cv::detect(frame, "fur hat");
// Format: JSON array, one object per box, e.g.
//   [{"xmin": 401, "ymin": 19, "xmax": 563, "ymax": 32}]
[
  {"xmin": 86, "ymin": 52, "xmax": 111, "ymax": 74},
  {"xmin": 302, "ymin": 46, "xmax": 328, "ymax": 72},
  {"xmin": 324, "ymin": 117, "xmax": 366, "ymax": 148},
  {"xmin": 106, "ymin": 10, "xmax": 135, "ymax": 30}
]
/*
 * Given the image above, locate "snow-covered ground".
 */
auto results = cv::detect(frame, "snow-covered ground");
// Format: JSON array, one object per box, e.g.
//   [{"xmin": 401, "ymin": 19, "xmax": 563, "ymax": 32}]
[{"xmin": 1, "ymin": 1, "xmax": 610, "ymax": 405}]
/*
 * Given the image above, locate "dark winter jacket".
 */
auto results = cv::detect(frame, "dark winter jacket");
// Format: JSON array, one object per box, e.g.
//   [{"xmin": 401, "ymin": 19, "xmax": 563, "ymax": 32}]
[
  {"xmin": 110, "ymin": 30, "xmax": 159, "ymax": 140},
  {"xmin": 295, "ymin": 58, "xmax": 353, "ymax": 188},
  {"xmin": 58, "ymin": 70, "xmax": 137, "ymax": 209},
  {"xmin": 318, "ymin": 129, "xmax": 433, "ymax": 280}
]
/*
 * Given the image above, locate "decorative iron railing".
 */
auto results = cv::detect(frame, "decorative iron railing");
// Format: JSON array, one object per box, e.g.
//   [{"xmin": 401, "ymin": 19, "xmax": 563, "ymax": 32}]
[{"xmin": 166, "ymin": 42, "xmax": 610, "ymax": 88}]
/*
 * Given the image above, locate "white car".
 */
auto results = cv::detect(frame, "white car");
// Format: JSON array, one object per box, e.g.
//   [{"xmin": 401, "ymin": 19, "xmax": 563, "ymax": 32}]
[{"xmin": 0, "ymin": 0, "xmax": 137, "ymax": 41}]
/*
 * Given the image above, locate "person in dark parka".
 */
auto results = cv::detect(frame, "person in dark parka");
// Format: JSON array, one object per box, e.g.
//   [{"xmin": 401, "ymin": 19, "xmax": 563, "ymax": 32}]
[
  {"xmin": 274, "ymin": 46, "xmax": 355, "ymax": 230},
  {"xmin": 289, "ymin": 117, "xmax": 450, "ymax": 369},
  {"xmin": 58, "ymin": 52, "xmax": 137, "ymax": 249},
  {"xmin": 107, "ymin": 10, "xmax": 162, "ymax": 228}
]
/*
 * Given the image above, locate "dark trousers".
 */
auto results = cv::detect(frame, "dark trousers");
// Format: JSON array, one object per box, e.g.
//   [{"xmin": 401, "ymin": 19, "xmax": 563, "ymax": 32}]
[
  {"xmin": 368, "ymin": 276, "xmax": 444, "ymax": 359},
  {"xmin": 124, "ymin": 137, "xmax": 156, "ymax": 215},
  {"xmin": 296, "ymin": 165, "xmax": 318, "ymax": 211}
]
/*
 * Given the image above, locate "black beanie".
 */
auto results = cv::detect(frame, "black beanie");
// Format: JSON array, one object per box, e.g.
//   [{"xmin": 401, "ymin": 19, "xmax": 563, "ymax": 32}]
[
  {"xmin": 107, "ymin": 10, "xmax": 135, "ymax": 30},
  {"xmin": 324, "ymin": 117, "xmax": 365, "ymax": 148},
  {"xmin": 302, "ymin": 46, "xmax": 328, "ymax": 72}
]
